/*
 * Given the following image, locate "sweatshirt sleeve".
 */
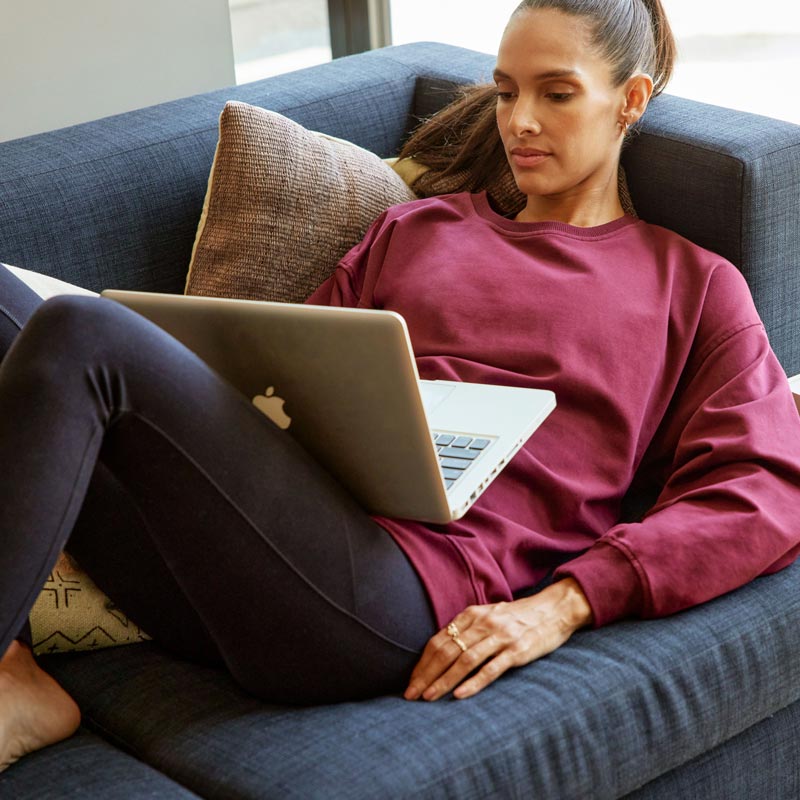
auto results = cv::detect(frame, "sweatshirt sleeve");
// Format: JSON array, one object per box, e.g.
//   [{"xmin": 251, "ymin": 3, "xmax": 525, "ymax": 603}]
[
  {"xmin": 556, "ymin": 276, "xmax": 800, "ymax": 627},
  {"xmin": 305, "ymin": 210, "xmax": 392, "ymax": 308}
]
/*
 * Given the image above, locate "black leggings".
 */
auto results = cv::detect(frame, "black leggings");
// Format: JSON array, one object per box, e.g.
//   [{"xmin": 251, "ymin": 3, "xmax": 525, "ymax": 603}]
[{"xmin": 0, "ymin": 267, "xmax": 436, "ymax": 704}]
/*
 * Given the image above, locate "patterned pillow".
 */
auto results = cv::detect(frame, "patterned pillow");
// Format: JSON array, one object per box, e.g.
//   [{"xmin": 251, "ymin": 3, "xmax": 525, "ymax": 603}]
[
  {"xmin": 31, "ymin": 554, "xmax": 150, "ymax": 656},
  {"xmin": 184, "ymin": 102, "xmax": 416, "ymax": 303}
]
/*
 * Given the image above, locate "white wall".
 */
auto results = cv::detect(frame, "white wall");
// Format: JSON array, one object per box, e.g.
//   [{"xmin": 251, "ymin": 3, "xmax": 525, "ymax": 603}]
[{"xmin": 0, "ymin": 0, "xmax": 236, "ymax": 142}]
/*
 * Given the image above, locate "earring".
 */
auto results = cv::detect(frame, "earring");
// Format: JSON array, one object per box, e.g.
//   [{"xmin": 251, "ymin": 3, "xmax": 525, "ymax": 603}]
[{"xmin": 619, "ymin": 117, "xmax": 631, "ymax": 135}]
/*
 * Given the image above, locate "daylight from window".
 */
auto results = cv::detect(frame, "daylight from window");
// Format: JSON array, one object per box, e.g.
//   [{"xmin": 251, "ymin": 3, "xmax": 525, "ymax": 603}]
[
  {"xmin": 389, "ymin": 0, "xmax": 800, "ymax": 123},
  {"xmin": 228, "ymin": 0, "xmax": 800, "ymax": 124},
  {"xmin": 228, "ymin": 0, "xmax": 331, "ymax": 84}
]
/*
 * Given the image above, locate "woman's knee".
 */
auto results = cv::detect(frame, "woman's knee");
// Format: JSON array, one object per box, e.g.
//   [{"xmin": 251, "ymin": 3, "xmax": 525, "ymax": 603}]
[{"xmin": 18, "ymin": 296, "xmax": 132, "ymax": 361}]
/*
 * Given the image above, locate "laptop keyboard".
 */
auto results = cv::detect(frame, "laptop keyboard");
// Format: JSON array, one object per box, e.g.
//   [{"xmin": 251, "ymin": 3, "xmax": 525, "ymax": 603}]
[{"xmin": 432, "ymin": 432, "xmax": 493, "ymax": 489}]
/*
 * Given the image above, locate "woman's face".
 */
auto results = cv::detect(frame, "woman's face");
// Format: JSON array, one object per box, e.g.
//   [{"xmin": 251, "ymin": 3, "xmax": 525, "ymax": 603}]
[{"xmin": 494, "ymin": 8, "xmax": 629, "ymax": 207}]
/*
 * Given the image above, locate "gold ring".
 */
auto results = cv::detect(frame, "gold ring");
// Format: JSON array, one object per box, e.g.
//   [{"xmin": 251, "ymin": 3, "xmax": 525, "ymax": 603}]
[{"xmin": 447, "ymin": 622, "xmax": 468, "ymax": 653}]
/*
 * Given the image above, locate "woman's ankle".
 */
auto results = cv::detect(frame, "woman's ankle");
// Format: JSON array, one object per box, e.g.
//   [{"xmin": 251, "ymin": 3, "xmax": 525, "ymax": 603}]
[{"xmin": 0, "ymin": 638, "xmax": 81, "ymax": 771}]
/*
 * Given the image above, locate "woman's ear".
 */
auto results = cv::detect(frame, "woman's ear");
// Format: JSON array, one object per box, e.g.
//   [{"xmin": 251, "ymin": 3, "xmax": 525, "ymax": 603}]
[{"xmin": 622, "ymin": 72, "xmax": 654, "ymax": 126}]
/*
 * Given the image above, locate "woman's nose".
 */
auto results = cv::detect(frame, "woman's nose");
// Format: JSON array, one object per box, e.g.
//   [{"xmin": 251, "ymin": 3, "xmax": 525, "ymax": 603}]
[{"xmin": 510, "ymin": 100, "xmax": 542, "ymax": 136}]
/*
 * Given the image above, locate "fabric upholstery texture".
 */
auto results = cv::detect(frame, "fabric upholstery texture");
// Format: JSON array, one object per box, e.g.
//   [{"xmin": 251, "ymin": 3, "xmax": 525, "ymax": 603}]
[
  {"xmin": 625, "ymin": 698, "xmax": 800, "ymax": 799},
  {"xmin": 1, "ymin": 43, "xmax": 798, "ymax": 377},
  {"xmin": 621, "ymin": 93, "xmax": 800, "ymax": 376},
  {"xmin": 184, "ymin": 102, "xmax": 415, "ymax": 303},
  {"xmin": 1, "ymin": 41, "xmax": 799, "ymax": 798},
  {"xmin": 43, "ymin": 560, "xmax": 800, "ymax": 799},
  {"xmin": 0, "ymin": 728, "xmax": 200, "ymax": 799}
]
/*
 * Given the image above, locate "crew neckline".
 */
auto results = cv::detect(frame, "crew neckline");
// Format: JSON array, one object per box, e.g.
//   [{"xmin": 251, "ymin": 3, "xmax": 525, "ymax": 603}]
[{"xmin": 471, "ymin": 191, "xmax": 638, "ymax": 238}]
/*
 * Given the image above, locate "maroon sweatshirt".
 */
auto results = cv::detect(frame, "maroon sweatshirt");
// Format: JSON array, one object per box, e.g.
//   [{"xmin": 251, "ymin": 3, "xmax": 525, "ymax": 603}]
[{"xmin": 307, "ymin": 191, "xmax": 800, "ymax": 629}]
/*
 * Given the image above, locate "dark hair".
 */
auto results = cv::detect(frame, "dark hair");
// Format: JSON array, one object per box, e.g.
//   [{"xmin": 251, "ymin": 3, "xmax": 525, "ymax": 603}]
[
  {"xmin": 513, "ymin": 0, "xmax": 676, "ymax": 96},
  {"xmin": 397, "ymin": 0, "xmax": 673, "ymax": 207},
  {"xmin": 398, "ymin": 84, "xmax": 508, "ymax": 201}
]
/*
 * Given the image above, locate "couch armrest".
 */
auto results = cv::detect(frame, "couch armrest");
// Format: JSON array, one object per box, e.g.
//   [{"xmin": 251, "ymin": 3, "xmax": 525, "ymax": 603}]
[{"xmin": 621, "ymin": 97, "xmax": 800, "ymax": 378}]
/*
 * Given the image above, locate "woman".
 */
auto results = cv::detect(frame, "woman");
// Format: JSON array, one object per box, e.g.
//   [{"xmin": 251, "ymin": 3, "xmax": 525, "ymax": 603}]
[{"xmin": 2, "ymin": 0, "xmax": 800, "ymax": 771}]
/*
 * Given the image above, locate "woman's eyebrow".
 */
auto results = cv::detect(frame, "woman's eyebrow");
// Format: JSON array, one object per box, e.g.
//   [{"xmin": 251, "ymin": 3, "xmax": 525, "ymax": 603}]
[{"xmin": 492, "ymin": 67, "xmax": 581, "ymax": 81}]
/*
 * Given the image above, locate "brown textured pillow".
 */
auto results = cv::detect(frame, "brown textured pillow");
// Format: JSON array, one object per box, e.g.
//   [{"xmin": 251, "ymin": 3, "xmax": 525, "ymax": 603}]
[{"xmin": 185, "ymin": 102, "xmax": 416, "ymax": 303}]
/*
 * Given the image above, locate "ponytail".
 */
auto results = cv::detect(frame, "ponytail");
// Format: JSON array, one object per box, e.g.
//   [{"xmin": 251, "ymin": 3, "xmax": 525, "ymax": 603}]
[
  {"xmin": 397, "ymin": 84, "xmax": 527, "ymax": 214},
  {"xmin": 637, "ymin": 0, "xmax": 676, "ymax": 95},
  {"xmin": 513, "ymin": 0, "xmax": 677, "ymax": 95}
]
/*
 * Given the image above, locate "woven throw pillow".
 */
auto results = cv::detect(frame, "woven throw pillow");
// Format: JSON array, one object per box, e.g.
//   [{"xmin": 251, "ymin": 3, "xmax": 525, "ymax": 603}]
[
  {"xmin": 184, "ymin": 102, "xmax": 417, "ymax": 303},
  {"xmin": 31, "ymin": 553, "xmax": 150, "ymax": 656}
]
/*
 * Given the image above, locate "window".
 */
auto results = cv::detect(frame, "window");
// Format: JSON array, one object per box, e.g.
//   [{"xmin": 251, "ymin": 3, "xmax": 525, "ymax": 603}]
[
  {"xmin": 228, "ymin": 0, "xmax": 332, "ymax": 83},
  {"xmin": 228, "ymin": 0, "xmax": 391, "ymax": 82},
  {"xmin": 388, "ymin": 0, "xmax": 800, "ymax": 124}
]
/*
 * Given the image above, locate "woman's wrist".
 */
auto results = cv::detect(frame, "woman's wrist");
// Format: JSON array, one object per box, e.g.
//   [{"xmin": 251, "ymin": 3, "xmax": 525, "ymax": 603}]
[{"xmin": 556, "ymin": 577, "xmax": 594, "ymax": 630}]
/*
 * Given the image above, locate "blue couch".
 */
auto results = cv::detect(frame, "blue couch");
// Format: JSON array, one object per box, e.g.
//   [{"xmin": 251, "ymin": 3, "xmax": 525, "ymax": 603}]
[{"xmin": 2, "ymin": 42, "xmax": 800, "ymax": 800}]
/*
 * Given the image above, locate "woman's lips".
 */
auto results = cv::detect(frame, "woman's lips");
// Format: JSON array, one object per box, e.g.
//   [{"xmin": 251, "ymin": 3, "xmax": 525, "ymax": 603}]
[{"xmin": 510, "ymin": 148, "xmax": 550, "ymax": 168}]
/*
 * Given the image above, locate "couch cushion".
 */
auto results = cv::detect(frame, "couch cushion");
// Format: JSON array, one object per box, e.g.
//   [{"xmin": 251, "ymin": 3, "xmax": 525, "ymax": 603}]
[
  {"xmin": 0, "ymin": 728, "xmax": 201, "ymax": 799},
  {"xmin": 184, "ymin": 102, "xmax": 415, "ymax": 303},
  {"xmin": 624, "ymin": 696, "xmax": 800, "ymax": 799},
  {"xmin": 43, "ymin": 559, "xmax": 800, "ymax": 799}
]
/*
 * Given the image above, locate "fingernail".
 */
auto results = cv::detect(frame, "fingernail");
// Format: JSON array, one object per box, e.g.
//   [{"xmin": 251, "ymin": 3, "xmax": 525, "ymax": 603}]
[
  {"xmin": 404, "ymin": 686, "xmax": 420, "ymax": 701},
  {"xmin": 423, "ymin": 687, "xmax": 437, "ymax": 701}
]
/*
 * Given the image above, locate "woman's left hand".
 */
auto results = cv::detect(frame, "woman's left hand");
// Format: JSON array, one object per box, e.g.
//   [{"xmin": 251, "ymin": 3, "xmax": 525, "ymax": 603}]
[{"xmin": 404, "ymin": 577, "xmax": 593, "ymax": 701}]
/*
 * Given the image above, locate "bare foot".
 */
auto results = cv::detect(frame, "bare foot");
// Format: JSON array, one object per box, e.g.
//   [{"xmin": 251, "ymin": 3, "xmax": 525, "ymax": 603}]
[{"xmin": 0, "ymin": 640, "xmax": 81, "ymax": 771}]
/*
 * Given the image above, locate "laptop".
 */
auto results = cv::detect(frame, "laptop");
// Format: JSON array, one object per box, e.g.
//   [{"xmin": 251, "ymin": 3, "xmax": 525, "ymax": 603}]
[{"xmin": 101, "ymin": 290, "xmax": 556, "ymax": 523}]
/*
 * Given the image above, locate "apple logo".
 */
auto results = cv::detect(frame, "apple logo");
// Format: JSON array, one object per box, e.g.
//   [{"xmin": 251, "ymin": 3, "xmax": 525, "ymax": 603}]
[{"xmin": 252, "ymin": 386, "xmax": 292, "ymax": 430}]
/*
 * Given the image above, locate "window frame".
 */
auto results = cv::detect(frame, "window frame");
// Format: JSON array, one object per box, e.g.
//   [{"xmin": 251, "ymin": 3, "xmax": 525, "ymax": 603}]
[{"xmin": 327, "ymin": 0, "xmax": 391, "ymax": 57}]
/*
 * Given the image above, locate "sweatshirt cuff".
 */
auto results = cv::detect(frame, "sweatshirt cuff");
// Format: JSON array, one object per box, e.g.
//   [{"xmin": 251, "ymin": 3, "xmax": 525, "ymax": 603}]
[{"xmin": 553, "ymin": 542, "xmax": 646, "ymax": 628}]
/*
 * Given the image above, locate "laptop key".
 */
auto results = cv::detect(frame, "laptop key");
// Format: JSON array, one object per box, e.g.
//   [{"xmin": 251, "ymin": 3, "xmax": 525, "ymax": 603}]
[
  {"xmin": 442, "ymin": 467, "xmax": 464, "ymax": 480},
  {"xmin": 444, "ymin": 479, "xmax": 456, "ymax": 489},
  {"xmin": 440, "ymin": 457, "xmax": 470, "ymax": 470},
  {"xmin": 451, "ymin": 436, "xmax": 473, "ymax": 448},
  {"xmin": 439, "ymin": 446, "xmax": 479, "ymax": 460},
  {"xmin": 435, "ymin": 434, "xmax": 455, "ymax": 446},
  {"xmin": 471, "ymin": 438, "xmax": 491, "ymax": 450}
]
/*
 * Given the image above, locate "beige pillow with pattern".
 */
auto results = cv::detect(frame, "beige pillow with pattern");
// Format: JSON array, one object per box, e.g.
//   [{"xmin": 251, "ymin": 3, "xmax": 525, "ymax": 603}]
[
  {"xmin": 31, "ymin": 553, "xmax": 150, "ymax": 656},
  {"xmin": 185, "ymin": 102, "xmax": 416, "ymax": 303}
]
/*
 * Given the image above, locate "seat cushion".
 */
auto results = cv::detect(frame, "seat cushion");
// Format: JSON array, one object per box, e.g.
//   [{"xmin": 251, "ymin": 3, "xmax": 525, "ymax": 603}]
[
  {"xmin": 624, "ymin": 695, "xmax": 800, "ymax": 799},
  {"xmin": 0, "ymin": 728, "xmax": 201, "ymax": 799},
  {"xmin": 42, "ymin": 560, "xmax": 800, "ymax": 799}
]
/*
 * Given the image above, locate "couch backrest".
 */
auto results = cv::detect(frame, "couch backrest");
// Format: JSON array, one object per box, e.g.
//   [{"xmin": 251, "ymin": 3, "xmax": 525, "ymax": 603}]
[
  {"xmin": 0, "ymin": 46, "xmax": 428, "ymax": 296},
  {"xmin": 1, "ymin": 42, "xmax": 799, "ymax": 374},
  {"xmin": 403, "ymin": 49, "xmax": 800, "ymax": 378}
]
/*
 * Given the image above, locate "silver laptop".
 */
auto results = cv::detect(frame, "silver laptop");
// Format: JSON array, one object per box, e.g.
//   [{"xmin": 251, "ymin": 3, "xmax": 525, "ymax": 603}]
[{"xmin": 101, "ymin": 290, "xmax": 556, "ymax": 523}]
